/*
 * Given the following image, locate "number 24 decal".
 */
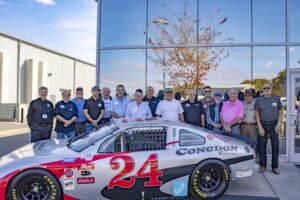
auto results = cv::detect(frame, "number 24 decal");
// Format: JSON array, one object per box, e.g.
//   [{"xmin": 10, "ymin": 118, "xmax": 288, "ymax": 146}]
[{"xmin": 108, "ymin": 154, "xmax": 163, "ymax": 189}]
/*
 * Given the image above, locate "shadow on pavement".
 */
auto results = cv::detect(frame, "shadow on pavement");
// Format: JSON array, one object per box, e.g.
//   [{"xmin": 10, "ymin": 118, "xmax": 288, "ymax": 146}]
[{"xmin": 0, "ymin": 133, "xmax": 30, "ymax": 157}]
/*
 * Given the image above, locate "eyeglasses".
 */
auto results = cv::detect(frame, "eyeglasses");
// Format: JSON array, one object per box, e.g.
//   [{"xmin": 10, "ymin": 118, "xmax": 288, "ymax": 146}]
[
  {"xmin": 204, "ymin": 91, "xmax": 211, "ymax": 93},
  {"xmin": 263, "ymin": 87, "xmax": 271, "ymax": 90}
]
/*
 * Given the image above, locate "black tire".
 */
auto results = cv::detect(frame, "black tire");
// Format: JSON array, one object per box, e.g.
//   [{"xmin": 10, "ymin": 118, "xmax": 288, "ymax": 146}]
[
  {"xmin": 189, "ymin": 160, "xmax": 230, "ymax": 200},
  {"xmin": 6, "ymin": 169, "xmax": 62, "ymax": 200}
]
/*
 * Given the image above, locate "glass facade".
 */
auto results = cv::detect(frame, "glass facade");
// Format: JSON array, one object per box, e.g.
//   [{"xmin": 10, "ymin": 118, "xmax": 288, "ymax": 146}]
[{"xmin": 98, "ymin": 0, "xmax": 300, "ymax": 150}]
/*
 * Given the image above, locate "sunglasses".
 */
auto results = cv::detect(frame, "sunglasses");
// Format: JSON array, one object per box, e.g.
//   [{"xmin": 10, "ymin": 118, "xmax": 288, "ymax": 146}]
[
  {"xmin": 263, "ymin": 87, "xmax": 271, "ymax": 90},
  {"xmin": 204, "ymin": 91, "xmax": 211, "ymax": 93},
  {"xmin": 165, "ymin": 89, "xmax": 173, "ymax": 93}
]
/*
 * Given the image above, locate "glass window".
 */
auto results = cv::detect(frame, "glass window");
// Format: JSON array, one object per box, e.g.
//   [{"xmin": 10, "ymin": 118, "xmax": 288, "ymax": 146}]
[
  {"xmin": 100, "ymin": 49, "xmax": 146, "ymax": 96},
  {"xmin": 148, "ymin": 0, "xmax": 197, "ymax": 45},
  {"xmin": 201, "ymin": 47, "xmax": 251, "ymax": 96},
  {"xmin": 100, "ymin": 0, "xmax": 146, "ymax": 46},
  {"xmin": 199, "ymin": 0, "xmax": 251, "ymax": 44},
  {"xmin": 253, "ymin": 0, "xmax": 286, "ymax": 43},
  {"xmin": 147, "ymin": 47, "xmax": 197, "ymax": 93},
  {"xmin": 290, "ymin": 0, "xmax": 300, "ymax": 42},
  {"xmin": 179, "ymin": 129, "xmax": 206, "ymax": 146},
  {"xmin": 290, "ymin": 46, "xmax": 300, "ymax": 68}
]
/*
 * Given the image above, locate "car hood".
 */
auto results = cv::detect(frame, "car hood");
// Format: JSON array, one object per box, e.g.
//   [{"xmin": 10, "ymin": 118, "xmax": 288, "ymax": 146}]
[{"xmin": 0, "ymin": 139, "xmax": 74, "ymax": 164}]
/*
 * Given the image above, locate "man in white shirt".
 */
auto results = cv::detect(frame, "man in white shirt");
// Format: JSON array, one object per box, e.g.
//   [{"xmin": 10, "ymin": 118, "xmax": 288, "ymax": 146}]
[
  {"xmin": 156, "ymin": 88, "xmax": 185, "ymax": 122},
  {"xmin": 125, "ymin": 89, "xmax": 152, "ymax": 121}
]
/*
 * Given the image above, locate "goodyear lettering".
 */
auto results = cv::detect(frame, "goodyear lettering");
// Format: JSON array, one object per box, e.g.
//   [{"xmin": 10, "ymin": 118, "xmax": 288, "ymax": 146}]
[{"xmin": 176, "ymin": 146, "xmax": 238, "ymax": 155}]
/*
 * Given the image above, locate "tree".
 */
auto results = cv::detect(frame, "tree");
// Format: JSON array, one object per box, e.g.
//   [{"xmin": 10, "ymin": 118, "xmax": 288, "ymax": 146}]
[{"xmin": 147, "ymin": 1, "xmax": 232, "ymax": 95}]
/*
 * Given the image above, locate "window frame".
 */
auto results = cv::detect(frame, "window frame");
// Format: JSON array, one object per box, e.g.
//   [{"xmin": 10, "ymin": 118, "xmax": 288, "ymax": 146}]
[{"xmin": 179, "ymin": 129, "xmax": 206, "ymax": 147}]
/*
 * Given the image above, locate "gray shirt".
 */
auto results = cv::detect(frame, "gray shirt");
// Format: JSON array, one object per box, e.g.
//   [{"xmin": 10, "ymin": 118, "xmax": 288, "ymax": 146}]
[
  {"xmin": 254, "ymin": 94, "xmax": 283, "ymax": 121},
  {"xmin": 243, "ymin": 99, "xmax": 256, "ymax": 123}
]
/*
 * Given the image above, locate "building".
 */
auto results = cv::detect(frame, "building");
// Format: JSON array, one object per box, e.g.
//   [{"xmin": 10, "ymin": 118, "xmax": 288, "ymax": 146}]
[
  {"xmin": 95, "ymin": 0, "xmax": 300, "ymax": 162},
  {"xmin": 0, "ymin": 32, "xmax": 96, "ymax": 121}
]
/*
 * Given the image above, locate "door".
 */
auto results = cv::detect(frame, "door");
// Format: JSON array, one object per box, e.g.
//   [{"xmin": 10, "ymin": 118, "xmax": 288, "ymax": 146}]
[{"xmin": 287, "ymin": 70, "xmax": 300, "ymax": 162}]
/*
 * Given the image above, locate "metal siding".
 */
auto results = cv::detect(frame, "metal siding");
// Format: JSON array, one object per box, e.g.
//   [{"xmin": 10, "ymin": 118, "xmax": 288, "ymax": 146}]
[
  {"xmin": 75, "ymin": 61, "xmax": 96, "ymax": 98},
  {"xmin": 0, "ymin": 34, "xmax": 18, "ymax": 103}
]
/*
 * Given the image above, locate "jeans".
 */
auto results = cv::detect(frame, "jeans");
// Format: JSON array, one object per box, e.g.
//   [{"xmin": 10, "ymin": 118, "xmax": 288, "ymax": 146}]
[
  {"xmin": 258, "ymin": 120, "xmax": 279, "ymax": 169},
  {"xmin": 57, "ymin": 131, "xmax": 75, "ymax": 139},
  {"xmin": 86, "ymin": 123, "xmax": 95, "ymax": 133}
]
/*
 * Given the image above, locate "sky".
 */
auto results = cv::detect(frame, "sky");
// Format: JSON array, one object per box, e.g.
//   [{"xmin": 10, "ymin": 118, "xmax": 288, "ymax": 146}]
[{"xmin": 0, "ymin": 0, "xmax": 97, "ymax": 63}]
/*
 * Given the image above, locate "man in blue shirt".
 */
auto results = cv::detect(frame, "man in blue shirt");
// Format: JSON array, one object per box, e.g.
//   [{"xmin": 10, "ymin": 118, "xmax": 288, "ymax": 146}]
[
  {"xmin": 71, "ymin": 87, "xmax": 86, "ymax": 136},
  {"xmin": 108, "ymin": 84, "xmax": 130, "ymax": 120},
  {"xmin": 55, "ymin": 90, "xmax": 78, "ymax": 139}
]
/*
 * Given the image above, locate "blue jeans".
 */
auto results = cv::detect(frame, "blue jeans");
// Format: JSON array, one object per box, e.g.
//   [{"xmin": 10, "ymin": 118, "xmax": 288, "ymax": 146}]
[
  {"xmin": 57, "ymin": 131, "xmax": 75, "ymax": 139},
  {"xmin": 86, "ymin": 124, "xmax": 94, "ymax": 133}
]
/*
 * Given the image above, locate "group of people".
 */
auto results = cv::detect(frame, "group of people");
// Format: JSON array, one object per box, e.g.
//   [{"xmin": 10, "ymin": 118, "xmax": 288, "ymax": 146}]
[{"xmin": 27, "ymin": 81, "xmax": 283, "ymax": 175}]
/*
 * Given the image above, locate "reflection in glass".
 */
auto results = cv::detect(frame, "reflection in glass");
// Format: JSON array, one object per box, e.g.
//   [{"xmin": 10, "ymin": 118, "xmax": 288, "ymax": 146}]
[
  {"xmin": 290, "ymin": 46, "xmax": 300, "ymax": 68},
  {"xmin": 202, "ymin": 47, "xmax": 251, "ymax": 94},
  {"xmin": 99, "ymin": 50, "xmax": 146, "ymax": 96},
  {"xmin": 199, "ymin": 0, "xmax": 251, "ymax": 44},
  {"xmin": 148, "ymin": 0, "xmax": 197, "ymax": 45},
  {"xmin": 253, "ymin": 0, "xmax": 286, "ymax": 42},
  {"xmin": 294, "ymin": 78, "xmax": 300, "ymax": 153},
  {"xmin": 290, "ymin": 0, "xmax": 300, "ymax": 42},
  {"xmin": 100, "ymin": 0, "xmax": 146, "ymax": 46}
]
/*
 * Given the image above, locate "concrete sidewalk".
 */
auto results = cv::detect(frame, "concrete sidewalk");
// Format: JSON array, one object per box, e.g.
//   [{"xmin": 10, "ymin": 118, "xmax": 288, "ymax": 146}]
[{"xmin": 0, "ymin": 122, "xmax": 29, "ymax": 137}]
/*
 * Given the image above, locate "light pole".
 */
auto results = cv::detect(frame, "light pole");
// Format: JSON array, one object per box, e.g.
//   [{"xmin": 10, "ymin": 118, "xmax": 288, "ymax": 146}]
[{"xmin": 151, "ymin": 19, "xmax": 169, "ymax": 90}]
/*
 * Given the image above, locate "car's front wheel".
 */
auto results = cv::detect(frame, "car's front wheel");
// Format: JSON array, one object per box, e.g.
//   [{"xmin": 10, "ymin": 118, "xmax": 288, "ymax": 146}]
[
  {"xmin": 189, "ymin": 160, "xmax": 230, "ymax": 200},
  {"xmin": 6, "ymin": 169, "xmax": 62, "ymax": 200}
]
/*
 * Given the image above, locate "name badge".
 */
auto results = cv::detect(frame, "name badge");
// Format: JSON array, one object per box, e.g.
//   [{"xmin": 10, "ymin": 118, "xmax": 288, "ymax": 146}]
[
  {"xmin": 195, "ymin": 104, "xmax": 199, "ymax": 106},
  {"xmin": 114, "ymin": 102, "xmax": 118, "ymax": 106},
  {"xmin": 185, "ymin": 104, "xmax": 190, "ymax": 107},
  {"xmin": 42, "ymin": 114, "xmax": 48, "ymax": 119},
  {"xmin": 47, "ymin": 104, "xmax": 50, "ymax": 108},
  {"xmin": 98, "ymin": 103, "xmax": 102, "ymax": 107},
  {"xmin": 152, "ymin": 101, "xmax": 157, "ymax": 104},
  {"xmin": 60, "ymin": 105, "xmax": 65, "ymax": 109},
  {"xmin": 70, "ymin": 108, "xmax": 73, "ymax": 111},
  {"xmin": 272, "ymin": 102, "xmax": 277, "ymax": 107},
  {"xmin": 203, "ymin": 105, "xmax": 207, "ymax": 108}
]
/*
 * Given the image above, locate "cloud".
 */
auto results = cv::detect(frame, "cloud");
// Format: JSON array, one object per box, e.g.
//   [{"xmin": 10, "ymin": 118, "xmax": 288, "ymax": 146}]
[
  {"xmin": 35, "ymin": 0, "xmax": 55, "ymax": 6},
  {"xmin": 266, "ymin": 61, "xmax": 274, "ymax": 67}
]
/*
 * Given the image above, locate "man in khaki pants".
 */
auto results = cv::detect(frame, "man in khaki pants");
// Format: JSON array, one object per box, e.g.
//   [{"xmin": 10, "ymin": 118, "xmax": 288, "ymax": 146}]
[{"xmin": 241, "ymin": 89, "xmax": 258, "ymax": 140}]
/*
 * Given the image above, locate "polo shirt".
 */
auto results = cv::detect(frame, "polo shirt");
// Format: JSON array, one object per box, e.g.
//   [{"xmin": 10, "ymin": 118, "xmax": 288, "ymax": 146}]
[
  {"xmin": 254, "ymin": 94, "xmax": 282, "ymax": 121},
  {"xmin": 71, "ymin": 98, "xmax": 86, "ymax": 123},
  {"xmin": 108, "ymin": 97, "xmax": 130, "ymax": 118},
  {"xmin": 54, "ymin": 100, "xmax": 78, "ymax": 133},
  {"xmin": 220, "ymin": 99, "xmax": 244, "ymax": 125},
  {"xmin": 83, "ymin": 97, "xmax": 105, "ymax": 123},
  {"xmin": 182, "ymin": 100, "xmax": 205, "ymax": 126}
]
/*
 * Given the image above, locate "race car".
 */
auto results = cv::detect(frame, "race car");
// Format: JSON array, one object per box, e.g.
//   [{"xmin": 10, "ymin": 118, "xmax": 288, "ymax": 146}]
[{"xmin": 0, "ymin": 120, "xmax": 259, "ymax": 200}]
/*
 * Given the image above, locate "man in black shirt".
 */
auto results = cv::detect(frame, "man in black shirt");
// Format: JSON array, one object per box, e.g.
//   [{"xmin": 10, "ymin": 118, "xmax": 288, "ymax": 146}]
[
  {"xmin": 27, "ymin": 86, "xmax": 54, "ymax": 142},
  {"xmin": 54, "ymin": 90, "xmax": 78, "ymax": 139},
  {"xmin": 142, "ymin": 86, "xmax": 159, "ymax": 117},
  {"xmin": 84, "ymin": 86, "xmax": 105, "ymax": 132},
  {"xmin": 182, "ymin": 89, "xmax": 205, "ymax": 127}
]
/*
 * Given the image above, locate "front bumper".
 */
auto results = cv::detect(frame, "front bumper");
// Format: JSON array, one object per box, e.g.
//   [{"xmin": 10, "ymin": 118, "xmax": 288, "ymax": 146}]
[{"xmin": 230, "ymin": 159, "xmax": 259, "ymax": 181}]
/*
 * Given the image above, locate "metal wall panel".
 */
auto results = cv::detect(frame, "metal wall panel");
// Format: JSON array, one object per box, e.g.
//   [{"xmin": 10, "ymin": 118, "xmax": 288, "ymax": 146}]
[{"xmin": 75, "ymin": 61, "xmax": 96, "ymax": 98}]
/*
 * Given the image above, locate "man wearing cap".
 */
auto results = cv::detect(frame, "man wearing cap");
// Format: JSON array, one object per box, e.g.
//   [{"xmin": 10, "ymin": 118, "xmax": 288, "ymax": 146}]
[
  {"xmin": 102, "ymin": 87, "xmax": 112, "ymax": 123},
  {"xmin": 201, "ymin": 86, "xmax": 215, "ymax": 113},
  {"xmin": 84, "ymin": 86, "xmax": 105, "ymax": 132},
  {"xmin": 206, "ymin": 91, "xmax": 223, "ymax": 133},
  {"xmin": 143, "ymin": 86, "xmax": 159, "ymax": 117},
  {"xmin": 109, "ymin": 84, "xmax": 130, "ymax": 119},
  {"xmin": 241, "ymin": 89, "xmax": 258, "ymax": 140},
  {"xmin": 182, "ymin": 89, "xmax": 205, "ymax": 127},
  {"xmin": 220, "ymin": 88, "xmax": 244, "ymax": 134},
  {"xmin": 254, "ymin": 82, "xmax": 283, "ymax": 175},
  {"xmin": 125, "ymin": 89, "xmax": 152, "ymax": 121},
  {"xmin": 54, "ymin": 90, "xmax": 78, "ymax": 139},
  {"xmin": 156, "ymin": 88, "xmax": 184, "ymax": 122},
  {"xmin": 27, "ymin": 86, "xmax": 54, "ymax": 142},
  {"xmin": 71, "ymin": 87, "xmax": 86, "ymax": 136}
]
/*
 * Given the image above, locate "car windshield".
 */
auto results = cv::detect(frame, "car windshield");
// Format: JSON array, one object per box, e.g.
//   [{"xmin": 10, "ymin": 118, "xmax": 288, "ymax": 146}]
[{"xmin": 67, "ymin": 124, "xmax": 119, "ymax": 152}]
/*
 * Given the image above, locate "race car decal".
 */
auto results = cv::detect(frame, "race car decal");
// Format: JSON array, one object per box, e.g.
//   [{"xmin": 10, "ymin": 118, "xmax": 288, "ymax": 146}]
[
  {"xmin": 108, "ymin": 154, "xmax": 163, "ymax": 189},
  {"xmin": 102, "ymin": 164, "xmax": 196, "ymax": 200},
  {"xmin": 175, "ymin": 145, "xmax": 238, "ymax": 156}
]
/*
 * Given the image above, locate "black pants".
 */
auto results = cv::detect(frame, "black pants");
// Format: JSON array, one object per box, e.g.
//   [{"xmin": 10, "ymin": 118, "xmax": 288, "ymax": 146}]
[
  {"xmin": 30, "ymin": 124, "xmax": 52, "ymax": 143},
  {"xmin": 258, "ymin": 120, "xmax": 279, "ymax": 169},
  {"xmin": 102, "ymin": 118, "xmax": 111, "ymax": 124},
  {"xmin": 75, "ymin": 122, "xmax": 86, "ymax": 136}
]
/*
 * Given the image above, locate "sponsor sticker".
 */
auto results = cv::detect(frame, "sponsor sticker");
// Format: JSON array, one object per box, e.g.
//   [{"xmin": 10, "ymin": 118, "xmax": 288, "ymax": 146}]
[
  {"xmin": 206, "ymin": 134, "xmax": 214, "ymax": 140},
  {"xmin": 77, "ymin": 177, "xmax": 95, "ymax": 184},
  {"xmin": 81, "ymin": 153, "xmax": 94, "ymax": 161},
  {"xmin": 64, "ymin": 179, "xmax": 75, "ymax": 190},
  {"xmin": 173, "ymin": 180, "xmax": 188, "ymax": 197},
  {"xmin": 64, "ymin": 169, "xmax": 74, "ymax": 179},
  {"xmin": 60, "ymin": 105, "xmax": 65, "ymax": 109},
  {"xmin": 78, "ymin": 163, "xmax": 94, "ymax": 171},
  {"xmin": 62, "ymin": 157, "xmax": 76, "ymax": 163},
  {"xmin": 81, "ymin": 171, "xmax": 92, "ymax": 176}
]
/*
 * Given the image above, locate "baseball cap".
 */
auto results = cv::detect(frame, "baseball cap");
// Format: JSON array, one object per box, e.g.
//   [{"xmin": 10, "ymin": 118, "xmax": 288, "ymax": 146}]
[
  {"xmin": 164, "ymin": 88, "xmax": 173, "ymax": 93},
  {"xmin": 245, "ymin": 89, "xmax": 253, "ymax": 96},
  {"xmin": 214, "ymin": 91, "xmax": 222, "ymax": 97},
  {"xmin": 91, "ymin": 86, "xmax": 100, "ymax": 92},
  {"xmin": 76, "ymin": 87, "xmax": 83, "ymax": 91}
]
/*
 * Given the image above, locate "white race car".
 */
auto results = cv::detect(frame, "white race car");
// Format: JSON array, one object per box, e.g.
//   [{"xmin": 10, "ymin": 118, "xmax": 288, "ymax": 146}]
[{"xmin": 0, "ymin": 120, "xmax": 259, "ymax": 200}]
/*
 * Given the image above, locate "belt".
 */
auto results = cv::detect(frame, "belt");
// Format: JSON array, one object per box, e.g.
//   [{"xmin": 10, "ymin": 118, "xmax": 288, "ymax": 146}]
[
  {"xmin": 261, "ymin": 120, "xmax": 277, "ymax": 124},
  {"xmin": 76, "ymin": 121, "xmax": 86, "ymax": 124},
  {"xmin": 32, "ymin": 123, "xmax": 50, "ymax": 127},
  {"xmin": 242, "ymin": 122, "xmax": 257, "ymax": 125}
]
